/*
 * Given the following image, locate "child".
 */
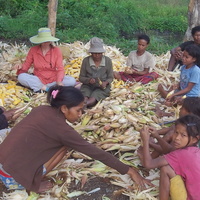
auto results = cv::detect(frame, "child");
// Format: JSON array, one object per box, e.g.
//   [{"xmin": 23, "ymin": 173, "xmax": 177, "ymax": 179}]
[
  {"xmin": 140, "ymin": 114, "xmax": 200, "ymax": 200},
  {"xmin": 113, "ymin": 34, "xmax": 158, "ymax": 84},
  {"xmin": 149, "ymin": 97, "xmax": 200, "ymax": 157},
  {"xmin": 0, "ymin": 86, "xmax": 151, "ymax": 193},
  {"xmin": 158, "ymin": 44, "xmax": 200, "ymax": 105}
]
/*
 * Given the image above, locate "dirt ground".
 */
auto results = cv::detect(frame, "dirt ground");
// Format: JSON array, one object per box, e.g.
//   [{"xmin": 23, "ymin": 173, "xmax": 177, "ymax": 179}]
[
  {"xmin": 0, "ymin": 177, "xmax": 129, "ymax": 199},
  {"xmin": 68, "ymin": 177, "xmax": 129, "ymax": 200}
]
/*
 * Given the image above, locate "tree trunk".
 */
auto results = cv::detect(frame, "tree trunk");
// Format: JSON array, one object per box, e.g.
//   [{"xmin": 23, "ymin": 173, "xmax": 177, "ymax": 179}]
[
  {"xmin": 184, "ymin": 0, "xmax": 200, "ymax": 41},
  {"xmin": 48, "ymin": 0, "xmax": 58, "ymax": 36}
]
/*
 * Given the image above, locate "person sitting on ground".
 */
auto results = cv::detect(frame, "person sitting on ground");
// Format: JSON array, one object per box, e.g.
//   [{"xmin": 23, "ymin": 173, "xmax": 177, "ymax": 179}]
[
  {"xmin": 139, "ymin": 114, "xmax": 200, "ymax": 200},
  {"xmin": 168, "ymin": 25, "xmax": 200, "ymax": 71},
  {"xmin": 0, "ymin": 86, "xmax": 151, "ymax": 193},
  {"xmin": 79, "ymin": 37, "xmax": 113, "ymax": 108},
  {"xmin": 158, "ymin": 44, "xmax": 200, "ymax": 106},
  {"xmin": 113, "ymin": 34, "xmax": 159, "ymax": 84},
  {"xmin": 14, "ymin": 27, "xmax": 76, "ymax": 92},
  {"xmin": 147, "ymin": 97, "xmax": 200, "ymax": 158}
]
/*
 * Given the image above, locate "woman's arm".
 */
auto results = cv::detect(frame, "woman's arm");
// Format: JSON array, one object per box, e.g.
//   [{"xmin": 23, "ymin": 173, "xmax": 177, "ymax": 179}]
[
  {"xmin": 105, "ymin": 57, "xmax": 114, "ymax": 84},
  {"xmin": 79, "ymin": 57, "xmax": 92, "ymax": 84},
  {"xmin": 17, "ymin": 47, "xmax": 35, "ymax": 75},
  {"xmin": 61, "ymin": 126, "xmax": 152, "ymax": 189}
]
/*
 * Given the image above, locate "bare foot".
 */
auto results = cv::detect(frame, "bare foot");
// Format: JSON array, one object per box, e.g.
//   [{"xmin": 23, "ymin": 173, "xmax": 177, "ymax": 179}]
[
  {"xmin": 155, "ymin": 105, "xmax": 165, "ymax": 117},
  {"xmin": 164, "ymin": 101, "xmax": 176, "ymax": 107},
  {"xmin": 155, "ymin": 105, "xmax": 174, "ymax": 117},
  {"xmin": 38, "ymin": 180, "xmax": 53, "ymax": 193}
]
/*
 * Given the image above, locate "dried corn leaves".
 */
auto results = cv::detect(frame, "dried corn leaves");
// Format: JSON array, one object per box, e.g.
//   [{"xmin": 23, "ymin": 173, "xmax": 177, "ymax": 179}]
[{"xmin": 0, "ymin": 41, "xmax": 180, "ymax": 200}]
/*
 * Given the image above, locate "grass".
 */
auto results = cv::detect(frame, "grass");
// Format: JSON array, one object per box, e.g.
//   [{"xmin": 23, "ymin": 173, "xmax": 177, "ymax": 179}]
[{"xmin": 0, "ymin": 0, "xmax": 189, "ymax": 55}]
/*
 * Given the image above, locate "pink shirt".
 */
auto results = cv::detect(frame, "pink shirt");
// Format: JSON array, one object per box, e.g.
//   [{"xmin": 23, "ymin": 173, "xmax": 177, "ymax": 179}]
[
  {"xmin": 17, "ymin": 45, "xmax": 65, "ymax": 84},
  {"xmin": 164, "ymin": 147, "xmax": 200, "ymax": 200}
]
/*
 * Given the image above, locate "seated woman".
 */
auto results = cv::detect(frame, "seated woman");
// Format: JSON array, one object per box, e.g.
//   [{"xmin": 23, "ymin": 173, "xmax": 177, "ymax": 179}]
[
  {"xmin": 14, "ymin": 27, "xmax": 76, "ymax": 92},
  {"xmin": 0, "ymin": 86, "xmax": 151, "ymax": 192},
  {"xmin": 79, "ymin": 37, "xmax": 113, "ymax": 107},
  {"xmin": 114, "ymin": 34, "xmax": 158, "ymax": 84}
]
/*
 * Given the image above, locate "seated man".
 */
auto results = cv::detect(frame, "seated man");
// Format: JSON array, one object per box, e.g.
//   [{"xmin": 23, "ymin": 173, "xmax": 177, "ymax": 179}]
[
  {"xmin": 168, "ymin": 25, "xmax": 200, "ymax": 71},
  {"xmin": 114, "ymin": 34, "xmax": 158, "ymax": 84}
]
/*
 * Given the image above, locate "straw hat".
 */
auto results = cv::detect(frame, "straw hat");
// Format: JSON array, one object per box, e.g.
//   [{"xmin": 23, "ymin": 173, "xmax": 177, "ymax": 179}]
[
  {"xmin": 88, "ymin": 37, "xmax": 105, "ymax": 53},
  {"xmin": 29, "ymin": 27, "xmax": 60, "ymax": 44}
]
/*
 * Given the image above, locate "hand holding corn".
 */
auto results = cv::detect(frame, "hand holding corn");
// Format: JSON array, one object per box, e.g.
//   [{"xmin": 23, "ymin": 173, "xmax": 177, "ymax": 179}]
[{"xmin": 101, "ymin": 81, "xmax": 108, "ymax": 89}]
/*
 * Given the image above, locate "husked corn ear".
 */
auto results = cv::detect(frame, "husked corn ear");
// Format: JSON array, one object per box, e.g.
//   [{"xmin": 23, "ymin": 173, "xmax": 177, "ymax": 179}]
[
  {"xmin": 81, "ymin": 114, "xmax": 92, "ymax": 126},
  {"xmin": 166, "ymin": 90, "xmax": 174, "ymax": 98},
  {"xmin": 0, "ymin": 82, "xmax": 30, "ymax": 108}
]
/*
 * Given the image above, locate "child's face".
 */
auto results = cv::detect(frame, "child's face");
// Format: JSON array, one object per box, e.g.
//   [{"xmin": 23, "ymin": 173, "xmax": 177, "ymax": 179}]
[
  {"xmin": 182, "ymin": 51, "xmax": 196, "ymax": 67},
  {"xmin": 173, "ymin": 124, "xmax": 198, "ymax": 149},
  {"xmin": 61, "ymin": 101, "xmax": 84, "ymax": 123},
  {"xmin": 173, "ymin": 124, "xmax": 189, "ymax": 149},
  {"xmin": 193, "ymin": 31, "xmax": 200, "ymax": 45},
  {"xmin": 137, "ymin": 39, "xmax": 148, "ymax": 53}
]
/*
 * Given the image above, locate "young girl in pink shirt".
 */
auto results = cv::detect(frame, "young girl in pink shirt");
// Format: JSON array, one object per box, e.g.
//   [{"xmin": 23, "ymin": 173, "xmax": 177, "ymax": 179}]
[{"xmin": 140, "ymin": 114, "xmax": 200, "ymax": 200}]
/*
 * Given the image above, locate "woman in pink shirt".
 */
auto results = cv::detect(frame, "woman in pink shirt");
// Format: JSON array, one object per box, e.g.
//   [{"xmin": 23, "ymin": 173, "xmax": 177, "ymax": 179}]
[
  {"xmin": 15, "ymin": 27, "xmax": 76, "ymax": 92},
  {"xmin": 140, "ymin": 114, "xmax": 200, "ymax": 200}
]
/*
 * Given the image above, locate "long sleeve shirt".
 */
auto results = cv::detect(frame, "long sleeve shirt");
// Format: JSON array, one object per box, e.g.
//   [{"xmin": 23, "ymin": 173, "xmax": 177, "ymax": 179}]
[
  {"xmin": 79, "ymin": 55, "xmax": 113, "ymax": 85},
  {"xmin": 17, "ymin": 45, "xmax": 65, "ymax": 84},
  {"xmin": 0, "ymin": 105, "xmax": 129, "ymax": 192}
]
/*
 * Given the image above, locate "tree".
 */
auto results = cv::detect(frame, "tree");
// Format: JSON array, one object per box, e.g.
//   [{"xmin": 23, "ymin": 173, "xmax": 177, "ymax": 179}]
[
  {"xmin": 48, "ymin": 0, "xmax": 58, "ymax": 36},
  {"xmin": 184, "ymin": 0, "xmax": 200, "ymax": 41}
]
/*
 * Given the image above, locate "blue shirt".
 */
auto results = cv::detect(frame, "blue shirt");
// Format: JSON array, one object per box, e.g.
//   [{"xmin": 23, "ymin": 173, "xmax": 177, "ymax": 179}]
[{"xmin": 180, "ymin": 65, "xmax": 200, "ymax": 97}]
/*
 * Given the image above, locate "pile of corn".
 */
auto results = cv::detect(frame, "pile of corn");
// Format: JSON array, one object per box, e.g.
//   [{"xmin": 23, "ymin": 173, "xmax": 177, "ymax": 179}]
[{"xmin": 0, "ymin": 41, "xmax": 180, "ymax": 199}]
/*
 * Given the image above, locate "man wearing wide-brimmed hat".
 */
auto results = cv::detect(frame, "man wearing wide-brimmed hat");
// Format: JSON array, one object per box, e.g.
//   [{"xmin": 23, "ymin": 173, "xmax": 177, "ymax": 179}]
[
  {"xmin": 14, "ymin": 27, "xmax": 76, "ymax": 92},
  {"xmin": 79, "ymin": 37, "xmax": 114, "ymax": 107}
]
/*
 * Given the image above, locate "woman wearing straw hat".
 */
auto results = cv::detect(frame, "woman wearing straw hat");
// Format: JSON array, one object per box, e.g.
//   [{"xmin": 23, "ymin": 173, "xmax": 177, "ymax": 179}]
[
  {"xmin": 14, "ymin": 27, "xmax": 76, "ymax": 92},
  {"xmin": 79, "ymin": 37, "xmax": 113, "ymax": 107}
]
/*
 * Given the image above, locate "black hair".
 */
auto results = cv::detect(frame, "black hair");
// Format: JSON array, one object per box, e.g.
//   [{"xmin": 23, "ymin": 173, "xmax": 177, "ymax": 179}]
[
  {"xmin": 191, "ymin": 26, "xmax": 200, "ymax": 36},
  {"xmin": 138, "ymin": 34, "xmax": 150, "ymax": 44},
  {"xmin": 175, "ymin": 114, "xmax": 200, "ymax": 146},
  {"xmin": 47, "ymin": 85, "xmax": 84, "ymax": 109},
  {"xmin": 182, "ymin": 97, "xmax": 200, "ymax": 117},
  {"xmin": 184, "ymin": 44, "xmax": 200, "ymax": 65}
]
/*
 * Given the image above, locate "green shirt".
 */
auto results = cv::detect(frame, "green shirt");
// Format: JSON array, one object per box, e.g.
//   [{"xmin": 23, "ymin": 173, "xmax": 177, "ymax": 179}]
[{"xmin": 79, "ymin": 55, "xmax": 113, "ymax": 85}]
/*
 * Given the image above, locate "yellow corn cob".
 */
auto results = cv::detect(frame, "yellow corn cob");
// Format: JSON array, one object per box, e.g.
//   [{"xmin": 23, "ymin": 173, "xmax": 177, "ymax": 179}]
[{"xmin": 166, "ymin": 90, "xmax": 174, "ymax": 98}]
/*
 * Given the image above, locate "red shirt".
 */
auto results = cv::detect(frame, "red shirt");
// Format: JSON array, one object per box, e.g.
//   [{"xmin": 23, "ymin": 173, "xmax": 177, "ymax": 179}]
[{"xmin": 17, "ymin": 45, "xmax": 65, "ymax": 84}]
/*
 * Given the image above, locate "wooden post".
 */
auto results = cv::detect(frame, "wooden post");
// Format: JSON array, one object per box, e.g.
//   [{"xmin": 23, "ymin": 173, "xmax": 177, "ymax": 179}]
[
  {"xmin": 48, "ymin": 0, "xmax": 58, "ymax": 36},
  {"xmin": 184, "ymin": 0, "xmax": 200, "ymax": 41}
]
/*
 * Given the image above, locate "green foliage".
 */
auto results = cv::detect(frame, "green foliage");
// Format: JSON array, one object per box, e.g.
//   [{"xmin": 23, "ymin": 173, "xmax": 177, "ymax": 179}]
[
  {"xmin": 149, "ymin": 16, "xmax": 187, "ymax": 32},
  {"xmin": 0, "ymin": 0, "xmax": 189, "ymax": 55}
]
